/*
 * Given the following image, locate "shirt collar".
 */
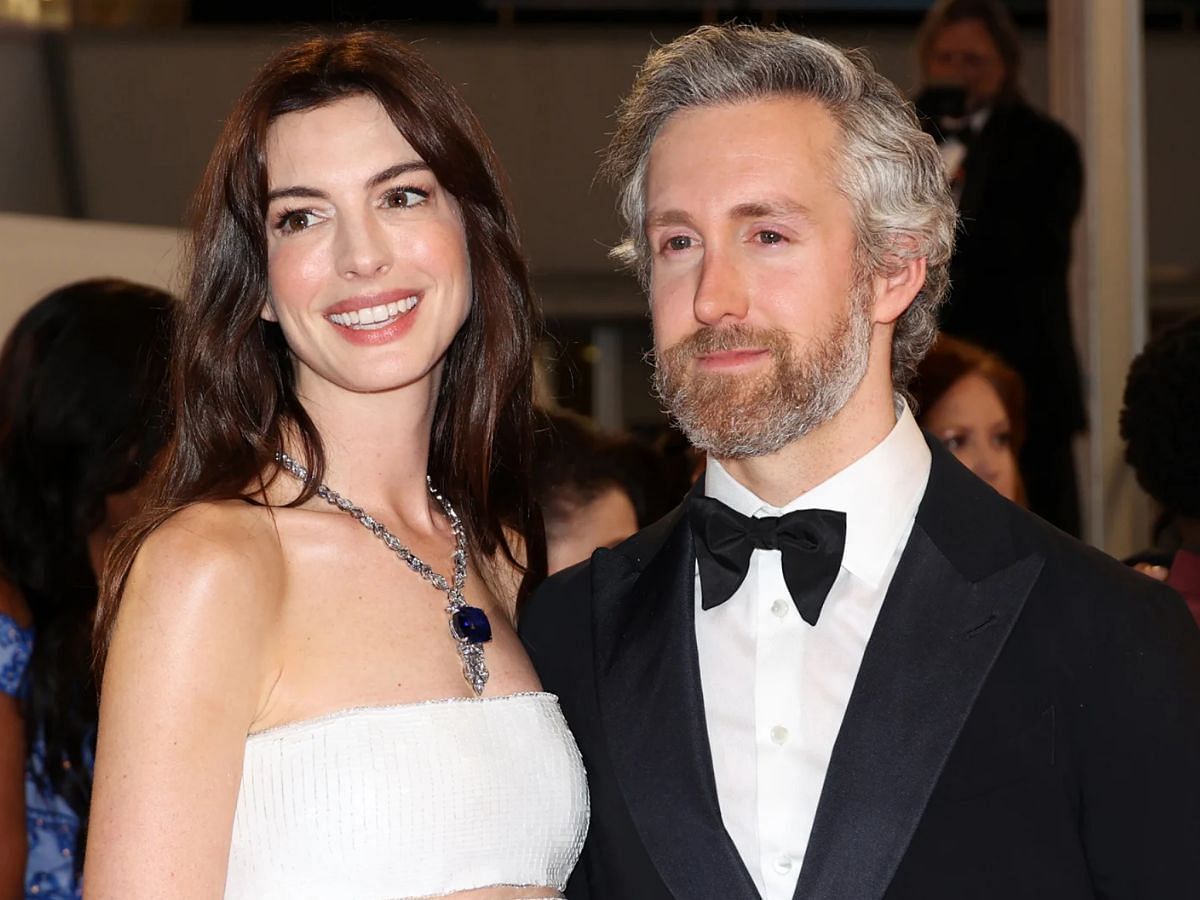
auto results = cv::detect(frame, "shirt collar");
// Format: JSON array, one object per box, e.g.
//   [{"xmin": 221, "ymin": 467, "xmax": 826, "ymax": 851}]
[{"xmin": 704, "ymin": 403, "xmax": 931, "ymax": 590}]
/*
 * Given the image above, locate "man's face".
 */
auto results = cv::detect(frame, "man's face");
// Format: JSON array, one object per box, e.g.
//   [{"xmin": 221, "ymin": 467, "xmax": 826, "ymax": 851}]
[
  {"xmin": 924, "ymin": 19, "xmax": 1007, "ymax": 110},
  {"xmin": 644, "ymin": 96, "xmax": 874, "ymax": 459}
]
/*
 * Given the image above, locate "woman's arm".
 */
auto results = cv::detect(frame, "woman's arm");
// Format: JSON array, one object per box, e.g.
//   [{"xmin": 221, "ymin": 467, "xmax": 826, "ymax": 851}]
[
  {"xmin": 84, "ymin": 505, "xmax": 282, "ymax": 898},
  {"xmin": 0, "ymin": 693, "xmax": 26, "ymax": 900},
  {"xmin": 0, "ymin": 581, "xmax": 31, "ymax": 900}
]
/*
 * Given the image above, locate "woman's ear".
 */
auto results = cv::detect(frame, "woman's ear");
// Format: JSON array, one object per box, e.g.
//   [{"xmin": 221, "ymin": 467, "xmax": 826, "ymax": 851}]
[{"xmin": 260, "ymin": 297, "xmax": 279, "ymax": 323}]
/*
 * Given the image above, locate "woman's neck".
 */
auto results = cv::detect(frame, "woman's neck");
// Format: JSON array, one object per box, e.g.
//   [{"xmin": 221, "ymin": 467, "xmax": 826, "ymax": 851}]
[{"xmin": 284, "ymin": 374, "xmax": 442, "ymax": 528}]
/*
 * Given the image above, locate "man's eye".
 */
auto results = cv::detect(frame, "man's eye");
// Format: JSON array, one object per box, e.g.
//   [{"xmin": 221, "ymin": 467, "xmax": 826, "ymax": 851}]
[
  {"xmin": 757, "ymin": 230, "xmax": 784, "ymax": 245},
  {"xmin": 384, "ymin": 187, "xmax": 429, "ymax": 209}
]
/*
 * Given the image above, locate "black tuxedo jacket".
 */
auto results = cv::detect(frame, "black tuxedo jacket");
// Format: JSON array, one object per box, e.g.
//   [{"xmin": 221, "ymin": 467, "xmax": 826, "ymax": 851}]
[{"xmin": 521, "ymin": 439, "xmax": 1200, "ymax": 899}]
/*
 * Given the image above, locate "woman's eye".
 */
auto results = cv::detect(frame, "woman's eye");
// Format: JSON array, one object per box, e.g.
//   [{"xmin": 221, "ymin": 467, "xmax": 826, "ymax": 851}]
[
  {"xmin": 993, "ymin": 431, "xmax": 1012, "ymax": 448},
  {"xmin": 756, "ymin": 230, "xmax": 784, "ymax": 245},
  {"xmin": 664, "ymin": 235, "xmax": 693, "ymax": 252},
  {"xmin": 276, "ymin": 210, "xmax": 317, "ymax": 234},
  {"xmin": 384, "ymin": 187, "xmax": 429, "ymax": 209},
  {"xmin": 943, "ymin": 434, "xmax": 964, "ymax": 452}
]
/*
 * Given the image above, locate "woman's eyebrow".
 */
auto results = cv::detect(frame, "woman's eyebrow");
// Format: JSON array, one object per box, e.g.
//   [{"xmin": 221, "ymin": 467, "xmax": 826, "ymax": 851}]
[{"xmin": 266, "ymin": 161, "xmax": 432, "ymax": 204}]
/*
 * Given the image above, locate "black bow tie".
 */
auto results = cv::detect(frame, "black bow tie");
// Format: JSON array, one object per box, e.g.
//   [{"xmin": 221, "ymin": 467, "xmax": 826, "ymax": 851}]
[{"xmin": 688, "ymin": 495, "xmax": 847, "ymax": 625}]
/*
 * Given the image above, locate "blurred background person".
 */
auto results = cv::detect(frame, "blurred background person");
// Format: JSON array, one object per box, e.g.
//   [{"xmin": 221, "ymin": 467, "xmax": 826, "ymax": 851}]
[
  {"xmin": 912, "ymin": 334, "xmax": 1026, "ymax": 505},
  {"xmin": 1120, "ymin": 315, "xmax": 1200, "ymax": 627},
  {"xmin": 0, "ymin": 279, "xmax": 172, "ymax": 899},
  {"xmin": 534, "ymin": 410, "xmax": 641, "ymax": 575},
  {"xmin": 914, "ymin": 0, "xmax": 1086, "ymax": 535}
]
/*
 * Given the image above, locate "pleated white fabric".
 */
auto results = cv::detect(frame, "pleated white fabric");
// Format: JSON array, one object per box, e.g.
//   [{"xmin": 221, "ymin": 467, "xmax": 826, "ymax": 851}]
[{"xmin": 224, "ymin": 692, "xmax": 589, "ymax": 899}]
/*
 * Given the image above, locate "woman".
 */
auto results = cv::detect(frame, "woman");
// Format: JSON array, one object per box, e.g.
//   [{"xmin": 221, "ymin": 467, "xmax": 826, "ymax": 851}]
[
  {"xmin": 911, "ymin": 334, "xmax": 1026, "ymax": 504},
  {"xmin": 0, "ymin": 279, "xmax": 172, "ymax": 899},
  {"xmin": 86, "ymin": 33, "xmax": 587, "ymax": 899}
]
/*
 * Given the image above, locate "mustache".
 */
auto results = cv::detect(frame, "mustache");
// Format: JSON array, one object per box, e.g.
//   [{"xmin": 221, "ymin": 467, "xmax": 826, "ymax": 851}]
[{"xmin": 661, "ymin": 324, "xmax": 791, "ymax": 359}]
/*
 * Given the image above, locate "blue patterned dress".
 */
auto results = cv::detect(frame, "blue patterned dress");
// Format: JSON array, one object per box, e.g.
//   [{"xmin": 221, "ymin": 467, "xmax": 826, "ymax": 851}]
[{"xmin": 0, "ymin": 612, "xmax": 87, "ymax": 899}]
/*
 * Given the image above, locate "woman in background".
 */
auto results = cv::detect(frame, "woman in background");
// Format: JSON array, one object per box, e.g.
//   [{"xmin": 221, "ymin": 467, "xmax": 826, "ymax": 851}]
[
  {"xmin": 0, "ymin": 279, "xmax": 172, "ymax": 899},
  {"xmin": 912, "ymin": 333, "xmax": 1026, "ymax": 504},
  {"xmin": 86, "ymin": 32, "xmax": 586, "ymax": 899}
]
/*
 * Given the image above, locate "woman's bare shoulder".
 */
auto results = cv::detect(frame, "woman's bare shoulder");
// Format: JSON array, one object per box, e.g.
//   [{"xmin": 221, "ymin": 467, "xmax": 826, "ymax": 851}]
[
  {"xmin": 122, "ymin": 500, "xmax": 287, "ymax": 633},
  {"xmin": 138, "ymin": 500, "xmax": 283, "ymax": 576}
]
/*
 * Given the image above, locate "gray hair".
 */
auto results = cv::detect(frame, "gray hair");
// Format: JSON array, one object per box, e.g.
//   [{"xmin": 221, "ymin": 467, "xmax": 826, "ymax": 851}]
[{"xmin": 601, "ymin": 24, "xmax": 957, "ymax": 390}]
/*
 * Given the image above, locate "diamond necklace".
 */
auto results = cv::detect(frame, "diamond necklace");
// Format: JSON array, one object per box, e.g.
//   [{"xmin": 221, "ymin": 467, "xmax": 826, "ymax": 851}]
[{"xmin": 275, "ymin": 451, "xmax": 492, "ymax": 696}]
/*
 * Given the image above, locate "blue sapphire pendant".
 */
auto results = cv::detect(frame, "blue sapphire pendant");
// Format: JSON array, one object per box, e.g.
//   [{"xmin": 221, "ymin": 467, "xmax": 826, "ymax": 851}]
[
  {"xmin": 451, "ymin": 606, "xmax": 493, "ymax": 644},
  {"xmin": 448, "ymin": 600, "xmax": 491, "ymax": 696}
]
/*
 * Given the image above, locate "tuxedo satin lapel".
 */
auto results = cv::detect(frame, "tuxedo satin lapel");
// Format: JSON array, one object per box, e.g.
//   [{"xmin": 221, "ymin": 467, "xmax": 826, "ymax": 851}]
[
  {"xmin": 792, "ymin": 523, "xmax": 1044, "ymax": 900},
  {"xmin": 592, "ymin": 503, "xmax": 760, "ymax": 900}
]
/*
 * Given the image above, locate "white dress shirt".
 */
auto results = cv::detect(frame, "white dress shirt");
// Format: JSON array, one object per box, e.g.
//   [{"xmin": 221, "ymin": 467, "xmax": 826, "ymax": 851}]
[
  {"xmin": 937, "ymin": 106, "xmax": 991, "ymax": 203},
  {"xmin": 695, "ymin": 405, "xmax": 931, "ymax": 899}
]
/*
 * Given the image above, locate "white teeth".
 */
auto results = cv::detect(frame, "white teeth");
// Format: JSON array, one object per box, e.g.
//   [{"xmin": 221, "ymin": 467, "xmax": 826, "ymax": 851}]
[{"xmin": 328, "ymin": 296, "xmax": 419, "ymax": 329}]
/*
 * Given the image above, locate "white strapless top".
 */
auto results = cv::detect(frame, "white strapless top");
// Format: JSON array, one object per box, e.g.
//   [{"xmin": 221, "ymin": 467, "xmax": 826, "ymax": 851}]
[{"xmin": 224, "ymin": 691, "xmax": 589, "ymax": 899}]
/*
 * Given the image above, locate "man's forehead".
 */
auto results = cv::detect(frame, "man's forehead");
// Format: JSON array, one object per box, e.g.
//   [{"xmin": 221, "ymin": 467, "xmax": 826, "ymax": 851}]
[{"xmin": 645, "ymin": 97, "xmax": 839, "ymax": 179}]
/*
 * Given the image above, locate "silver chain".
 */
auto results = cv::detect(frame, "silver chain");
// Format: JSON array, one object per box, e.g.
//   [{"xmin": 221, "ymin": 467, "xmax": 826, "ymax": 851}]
[
  {"xmin": 274, "ymin": 451, "xmax": 467, "ymax": 604},
  {"xmin": 273, "ymin": 450, "xmax": 490, "ymax": 695}
]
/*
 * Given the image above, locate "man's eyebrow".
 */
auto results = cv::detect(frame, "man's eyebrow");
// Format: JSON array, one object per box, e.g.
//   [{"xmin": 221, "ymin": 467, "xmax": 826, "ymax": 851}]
[
  {"xmin": 266, "ymin": 161, "xmax": 431, "ymax": 204},
  {"xmin": 731, "ymin": 200, "xmax": 813, "ymax": 221},
  {"xmin": 644, "ymin": 201, "xmax": 813, "ymax": 230},
  {"xmin": 645, "ymin": 209, "xmax": 697, "ymax": 230}
]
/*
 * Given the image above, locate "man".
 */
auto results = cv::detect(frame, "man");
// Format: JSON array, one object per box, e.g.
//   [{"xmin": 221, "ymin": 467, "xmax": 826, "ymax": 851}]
[
  {"xmin": 915, "ymin": 0, "xmax": 1086, "ymax": 536},
  {"xmin": 520, "ymin": 24, "xmax": 1200, "ymax": 900}
]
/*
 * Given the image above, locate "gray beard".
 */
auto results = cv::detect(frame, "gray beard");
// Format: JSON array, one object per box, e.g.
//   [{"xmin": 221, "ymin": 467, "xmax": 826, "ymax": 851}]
[{"xmin": 652, "ymin": 295, "xmax": 872, "ymax": 459}]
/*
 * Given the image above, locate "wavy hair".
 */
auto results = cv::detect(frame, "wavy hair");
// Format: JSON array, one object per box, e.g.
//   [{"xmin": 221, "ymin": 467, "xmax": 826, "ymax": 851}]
[
  {"xmin": 601, "ymin": 24, "xmax": 957, "ymax": 391},
  {"xmin": 96, "ymin": 31, "xmax": 545, "ymax": 670}
]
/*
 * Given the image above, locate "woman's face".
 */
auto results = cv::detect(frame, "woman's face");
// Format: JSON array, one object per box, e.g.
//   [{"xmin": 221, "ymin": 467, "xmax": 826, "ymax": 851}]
[
  {"xmin": 923, "ymin": 372, "xmax": 1020, "ymax": 502},
  {"xmin": 262, "ymin": 94, "xmax": 471, "ymax": 401}
]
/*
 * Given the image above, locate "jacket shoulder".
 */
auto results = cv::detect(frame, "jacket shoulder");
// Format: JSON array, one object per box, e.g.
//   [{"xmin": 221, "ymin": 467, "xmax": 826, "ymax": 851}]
[{"xmin": 520, "ymin": 503, "xmax": 686, "ymax": 647}]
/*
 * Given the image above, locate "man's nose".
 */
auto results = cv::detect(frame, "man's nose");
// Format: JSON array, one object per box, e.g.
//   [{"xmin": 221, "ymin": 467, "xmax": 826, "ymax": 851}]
[{"xmin": 693, "ymin": 248, "xmax": 749, "ymax": 325}]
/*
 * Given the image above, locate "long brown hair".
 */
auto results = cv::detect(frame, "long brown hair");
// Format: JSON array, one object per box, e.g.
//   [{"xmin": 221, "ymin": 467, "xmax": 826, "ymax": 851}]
[{"xmin": 95, "ymin": 31, "xmax": 545, "ymax": 671}]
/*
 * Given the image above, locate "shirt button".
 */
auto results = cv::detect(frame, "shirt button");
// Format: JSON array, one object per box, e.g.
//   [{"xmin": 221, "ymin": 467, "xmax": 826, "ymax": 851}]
[
  {"xmin": 774, "ymin": 856, "xmax": 793, "ymax": 874},
  {"xmin": 770, "ymin": 725, "xmax": 789, "ymax": 745},
  {"xmin": 770, "ymin": 598, "xmax": 790, "ymax": 618}
]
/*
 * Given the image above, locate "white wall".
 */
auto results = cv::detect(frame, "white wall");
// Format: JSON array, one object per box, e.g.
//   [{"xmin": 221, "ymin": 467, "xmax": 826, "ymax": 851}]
[{"xmin": 0, "ymin": 212, "xmax": 182, "ymax": 339}]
